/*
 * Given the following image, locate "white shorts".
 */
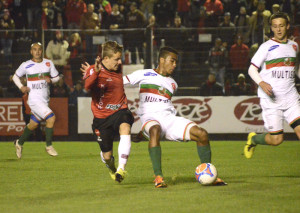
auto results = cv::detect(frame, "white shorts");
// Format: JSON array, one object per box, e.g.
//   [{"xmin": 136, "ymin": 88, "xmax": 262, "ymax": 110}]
[
  {"xmin": 140, "ymin": 111, "xmax": 196, "ymax": 141},
  {"xmin": 260, "ymin": 98, "xmax": 300, "ymax": 134},
  {"xmin": 28, "ymin": 101, "xmax": 53, "ymax": 121}
]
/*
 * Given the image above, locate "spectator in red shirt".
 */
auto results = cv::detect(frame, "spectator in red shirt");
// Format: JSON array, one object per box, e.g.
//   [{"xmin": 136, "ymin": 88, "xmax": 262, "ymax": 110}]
[
  {"xmin": 229, "ymin": 35, "xmax": 249, "ymax": 80},
  {"xmin": 65, "ymin": 0, "xmax": 87, "ymax": 29},
  {"xmin": 204, "ymin": 0, "xmax": 224, "ymax": 27},
  {"xmin": 177, "ymin": 0, "xmax": 190, "ymax": 27}
]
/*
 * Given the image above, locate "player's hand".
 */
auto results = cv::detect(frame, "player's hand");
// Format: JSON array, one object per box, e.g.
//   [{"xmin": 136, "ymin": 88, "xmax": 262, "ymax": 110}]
[
  {"xmin": 259, "ymin": 81, "xmax": 273, "ymax": 97},
  {"xmin": 94, "ymin": 56, "xmax": 102, "ymax": 73},
  {"xmin": 80, "ymin": 62, "xmax": 90, "ymax": 76},
  {"xmin": 20, "ymin": 86, "xmax": 30, "ymax": 94},
  {"xmin": 44, "ymin": 76, "xmax": 51, "ymax": 83}
]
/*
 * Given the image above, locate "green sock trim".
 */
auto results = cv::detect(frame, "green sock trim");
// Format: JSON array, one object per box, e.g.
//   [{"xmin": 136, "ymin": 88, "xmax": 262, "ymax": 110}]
[
  {"xmin": 18, "ymin": 126, "xmax": 33, "ymax": 145},
  {"xmin": 252, "ymin": 133, "xmax": 267, "ymax": 145},
  {"xmin": 197, "ymin": 144, "xmax": 211, "ymax": 163},
  {"xmin": 149, "ymin": 146, "xmax": 163, "ymax": 176},
  {"xmin": 45, "ymin": 127, "xmax": 53, "ymax": 147}
]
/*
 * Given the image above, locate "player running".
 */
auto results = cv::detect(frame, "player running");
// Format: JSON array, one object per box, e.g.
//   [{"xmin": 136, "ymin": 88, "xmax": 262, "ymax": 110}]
[
  {"xmin": 82, "ymin": 41, "xmax": 134, "ymax": 182},
  {"xmin": 12, "ymin": 42, "xmax": 60, "ymax": 158},
  {"xmin": 244, "ymin": 12, "xmax": 300, "ymax": 159},
  {"xmin": 123, "ymin": 47, "xmax": 227, "ymax": 188}
]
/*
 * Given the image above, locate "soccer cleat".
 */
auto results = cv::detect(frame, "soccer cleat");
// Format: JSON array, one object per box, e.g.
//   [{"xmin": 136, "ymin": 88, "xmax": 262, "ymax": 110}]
[
  {"xmin": 46, "ymin": 146, "xmax": 58, "ymax": 156},
  {"xmin": 244, "ymin": 132, "xmax": 257, "ymax": 159},
  {"xmin": 14, "ymin": 139, "xmax": 23, "ymax": 159},
  {"xmin": 109, "ymin": 170, "xmax": 116, "ymax": 181},
  {"xmin": 212, "ymin": 178, "xmax": 227, "ymax": 186},
  {"xmin": 115, "ymin": 168, "xmax": 127, "ymax": 183},
  {"xmin": 153, "ymin": 175, "xmax": 167, "ymax": 188}
]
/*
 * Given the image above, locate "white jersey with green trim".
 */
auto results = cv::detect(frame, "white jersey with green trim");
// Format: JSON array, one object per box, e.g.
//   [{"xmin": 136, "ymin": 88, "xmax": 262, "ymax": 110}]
[
  {"xmin": 251, "ymin": 39, "xmax": 299, "ymax": 100},
  {"xmin": 15, "ymin": 59, "xmax": 59, "ymax": 104},
  {"xmin": 124, "ymin": 69, "xmax": 178, "ymax": 116}
]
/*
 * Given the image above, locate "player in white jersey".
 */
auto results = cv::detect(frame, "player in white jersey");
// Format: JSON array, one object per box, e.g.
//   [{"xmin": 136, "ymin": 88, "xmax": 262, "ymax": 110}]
[
  {"xmin": 123, "ymin": 47, "xmax": 227, "ymax": 187},
  {"xmin": 244, "ymin": 12, "xmax": 300, "ymax": 159},
  {"xmin": 12, "ymin": 42, "xmax": 60, "ymax": 159}
]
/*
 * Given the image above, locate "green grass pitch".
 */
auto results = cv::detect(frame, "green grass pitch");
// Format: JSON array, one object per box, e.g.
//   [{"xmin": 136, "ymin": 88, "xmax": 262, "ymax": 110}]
[{"xmin": 0, "ymin": 141, "xmax": 299, "ymax": 213}]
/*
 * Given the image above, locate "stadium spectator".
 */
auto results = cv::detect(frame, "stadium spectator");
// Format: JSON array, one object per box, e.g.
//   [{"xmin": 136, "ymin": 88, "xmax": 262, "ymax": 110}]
[
  {"xmin": 189, "ymin": 0, "xmax": 202, "ymax": 28},
  {"xmin": 139, "ymin": 0, "xmax": 155, "ymax": 19},
  {"xmin": 47, "ymin": 0, "xmax": 66, "ymax": 29},
  {"xmin": 229, "ymin": 35, "xmax": 249, "ymax": 80},
  {"xmin": 249, "ymin": 0, "xmax": 271, "ymax": 45},
  {"xmin": 80, "ymin": 3, "xmax": 100, "ymax": 64},
  {"xmin": 200, "ymin": 73, "xmax": 224, "ymax": 96},
  {"xmin": 123, "ymin": 46, "xmax": 227, "ymax": 187},
  {"xmin": 125, "ymin": 2, "xmax": 145, "ymax": 64},
  {"xmin": 271, "ymin": 4, "xmax": 280, "ymax": 15},
  {"xmin": 206, "ymin": 37, "xmax": 228, "ymax": 87},
  {"xmin": 68, "ymin": 80, "xmax": 87, "ymax": 106},
  {"xmin": 177, "ymin": 0, "xmax": 191, "ymax": 27},
  {"xmin": 82, "ymin": 41, "xmax": 134, "ymax": 183},
  {"xmin": 46, "ymin": 30, "xmax": 70, "ymax": 73},
  {"xmin": 153, "ymin": 0, "xmax": 175, "ymax": 28},
  {"xmin": 203, "ymin": 0, "xmax": 224, "ymax": 27},
  {"xmin": 9, "ymin": 0, "xmax": 26, "ymax": 29},
  {"xmin": 107, "ymin": 3, "xmax": 125, "ymax": 45},
  {"xmin": 244, "ymin": 12, "xmax": 300, "ymax": 159},
  {"xmin": 65, "ymin": 0, "xmax": 87, "ymax": 29},
  {"xmin": 146, "ymin": 14, "xmax": 160, "ymax": 67},
  {"xmin": 231, "ymin": 73, "xmax": 251, "ymax": 96},
  {"xmin": 234, "ymin": 6, "xmax": 250, "ymax": 44},
  {"xmin": 13, "ymin": 42, "xmax": 60, "ymax": 158},
  {"xmin": 68, "ymin": 32, "xmax": 84, "ymax": 83},
  {"xmin": 25, "ymin": 0, "xmax": 40, "ymax": 29},
  {"xmin": 95, "ymin": 0, "xmax": 112, "ymax": 29},
  {"xmin": 218, "ymin": 12, "xmax": 236, "ymax": 49},
  {"xmin": 0, "ymin": 9, "xmax": 14, "ymax": 67}
]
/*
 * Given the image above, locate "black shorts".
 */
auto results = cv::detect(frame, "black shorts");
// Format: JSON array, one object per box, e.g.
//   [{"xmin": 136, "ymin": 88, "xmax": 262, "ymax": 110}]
[{"xmin": 92, "ymin": 108, "xmax": 134, "ymax": 152}]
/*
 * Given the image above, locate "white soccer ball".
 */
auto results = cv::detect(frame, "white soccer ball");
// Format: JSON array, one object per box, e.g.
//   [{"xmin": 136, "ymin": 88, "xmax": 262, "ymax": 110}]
[{"xmin": 195, "ymin": 163, "xmax": 218, "ymax": 185}]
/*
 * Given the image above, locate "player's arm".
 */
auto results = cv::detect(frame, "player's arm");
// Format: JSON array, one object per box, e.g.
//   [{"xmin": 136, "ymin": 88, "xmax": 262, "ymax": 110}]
[
  {"xmin": 248, "ymin": 64, "xmax": 273, "ymax": 96},
  {"xmin": 12, "ymin": 74, "xmax": 30, "ymax": 94}
]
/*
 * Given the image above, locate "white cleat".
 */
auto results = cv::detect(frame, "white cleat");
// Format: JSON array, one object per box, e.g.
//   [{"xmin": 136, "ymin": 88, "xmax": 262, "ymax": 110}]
[
  {"xmin": 46, "ymin": 146, "xmax": 58, "ymax": 156},
  {"xmin": 14, "ymin": 139, "xmax": 23, "ymax": 159}
]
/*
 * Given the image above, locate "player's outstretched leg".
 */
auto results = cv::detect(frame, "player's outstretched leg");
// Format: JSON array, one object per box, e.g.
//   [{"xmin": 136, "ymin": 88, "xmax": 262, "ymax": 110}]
[
  {"xmin": 45, "ymin": 115, "xmax": 58, "ymax": 156},
  {"xmin": 148, "ymin": 125, "xmax": 167, "ymax": 188},
  {"xmin": 100, "ymin": 152, "xmax": 117, "ymax": 181},
  {"xmin": 190, "ymin": 125, "xmax": 227, "ymax": 186},
  {"xmin": 115, "ymin": 135, "xmax": 131, "ymax": 183}
]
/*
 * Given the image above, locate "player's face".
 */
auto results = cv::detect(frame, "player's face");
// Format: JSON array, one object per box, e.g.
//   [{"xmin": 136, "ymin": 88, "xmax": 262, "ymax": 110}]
[
  {"xmin": 161, "ymin": 53, "xmax": 178, "ymax": 76},
  {"xmin": 104, "ymin": 52, "xmax": 122, "ymax": 71},
  {"xmin": 30, "ymin": 44, "xmax": 43, "ymax": 62},
  {"xmin": 271, "ymin": 18, "xmax": 289, "ymax": 42}
]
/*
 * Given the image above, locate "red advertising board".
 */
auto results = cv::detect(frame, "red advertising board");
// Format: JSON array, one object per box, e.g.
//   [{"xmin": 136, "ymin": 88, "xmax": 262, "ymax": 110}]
[{"xmin": 0, "ymin": 98, "xmax": 68, "ymax": 136}]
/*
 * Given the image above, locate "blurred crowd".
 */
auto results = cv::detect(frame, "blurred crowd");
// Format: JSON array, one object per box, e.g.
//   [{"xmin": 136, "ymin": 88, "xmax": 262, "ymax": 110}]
[{"xmin": 0, "ymin": 0, "xmax": 300, "ymax": 98}]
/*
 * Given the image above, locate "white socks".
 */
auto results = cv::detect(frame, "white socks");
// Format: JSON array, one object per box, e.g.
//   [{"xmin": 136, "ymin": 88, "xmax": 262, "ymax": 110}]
[{"xmin": 117, "ymin": 135, "xmax": 131, "ymax": 170}]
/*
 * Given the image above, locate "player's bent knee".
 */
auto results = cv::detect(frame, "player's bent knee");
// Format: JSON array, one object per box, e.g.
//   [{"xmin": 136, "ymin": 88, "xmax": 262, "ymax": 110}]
[
  {"xmin": 269, "ymin": 134, "xmax": 284, "ymax": 146},
  {"xmin": 190, "ymin": 126, "xmax": 209, "ymax": 144},
  {"xmin": 149, "ymin": 125, "xmax": 161, "ymax": 136}
]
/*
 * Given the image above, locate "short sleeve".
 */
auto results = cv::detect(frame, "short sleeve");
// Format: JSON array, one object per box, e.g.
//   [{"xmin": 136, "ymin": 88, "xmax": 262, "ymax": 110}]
[
  {"xmin": 251, "ymin": 43, "xmax": 268, "ymax": 69},
  {"xmin": 125, "ymin": 70, "xmax": 146, "ymax": 86},
  {"xmin": 15, "ymin": 62, "xmax": 26, "ymax": 77}
]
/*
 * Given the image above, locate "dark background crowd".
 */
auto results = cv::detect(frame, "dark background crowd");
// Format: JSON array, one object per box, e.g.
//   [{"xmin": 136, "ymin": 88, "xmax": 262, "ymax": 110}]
[{"xmin": 0, "ymin": 0, "xmax": 300, "ymax": 100}]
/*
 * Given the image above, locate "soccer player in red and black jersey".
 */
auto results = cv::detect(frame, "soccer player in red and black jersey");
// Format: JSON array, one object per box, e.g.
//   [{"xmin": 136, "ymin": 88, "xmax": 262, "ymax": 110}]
[{"xmin": 83, "ymin": 41, "xmax": 134, "ymax": 182}]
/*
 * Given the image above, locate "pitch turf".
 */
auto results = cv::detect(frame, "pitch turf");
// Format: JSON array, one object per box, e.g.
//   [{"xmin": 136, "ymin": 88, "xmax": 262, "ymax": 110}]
[{"xmin": 0, "ymin": 141, "xmax": 299, "ymax": 213}]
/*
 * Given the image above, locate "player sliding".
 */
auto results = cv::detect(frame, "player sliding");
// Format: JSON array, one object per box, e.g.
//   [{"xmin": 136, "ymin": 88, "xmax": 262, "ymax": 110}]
[
  {"xmin": 244, "ymin": 12, "xmax": 300, "ymax": 159},
  {"xmin": 12, "ymin": 42, "xmax": 60, "ymax": 158},
  {"xmin": 123, "ymin": 47, "xmax": 227, "ymax": 188},
  {"xmin": 82, "ymin": 41, "xmax": 134, "ymax": 182}
]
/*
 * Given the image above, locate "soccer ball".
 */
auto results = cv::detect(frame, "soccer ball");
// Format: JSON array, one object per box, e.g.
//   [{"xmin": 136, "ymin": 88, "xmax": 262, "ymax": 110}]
[{"xmin": 195, "ymin": 163, "xmax": 218, "ymax": 185}]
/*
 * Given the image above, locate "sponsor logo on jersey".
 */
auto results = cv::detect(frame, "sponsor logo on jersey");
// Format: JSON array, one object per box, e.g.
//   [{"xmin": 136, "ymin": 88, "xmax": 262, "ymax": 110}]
[
  {"xmin": 31, "ymin": 82, "xmax": 48, "ymax": 89},
  {"xmin": 234, "ymin": 97, "xmax": 263, "ymax": 125},
  {"xmin": 268, "ymin": 45, "xmax": 279, "ymax": 51},
  {"xmin": 106, "ymin": 104, "xmax": 121, "ymax": 110},
  {"xmin": 106, "ymin": 78, "xmax": 112, "ymax": 81},
  {"xmin": 144, "ymin": 72, "xmax": 157, "ymax": 76},
  {"xmin": 284, "ymin": 57, "xmax": 291, "ymax": 66},
  {"xmin": 46, "ymin": 62, "xmax": 50, "ymax": 67},
  {"xmin": 25, "ymin": 64, "xmax": 35, "ymax": 69},
  {"xmin": 272, "ymin": 70, "xmax": 295, "ymax": 79},
  {"xmin": 173, "ymin": 98, "xmax": 212, "ymax": 124}
]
